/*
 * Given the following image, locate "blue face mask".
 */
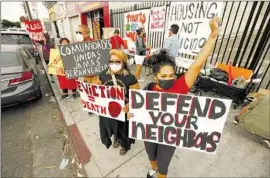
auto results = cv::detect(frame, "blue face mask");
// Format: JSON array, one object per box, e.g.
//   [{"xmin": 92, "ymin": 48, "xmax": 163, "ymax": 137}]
[{"xmin": 158, "ymin": 79, "xmax": 174, "ymax": 89}]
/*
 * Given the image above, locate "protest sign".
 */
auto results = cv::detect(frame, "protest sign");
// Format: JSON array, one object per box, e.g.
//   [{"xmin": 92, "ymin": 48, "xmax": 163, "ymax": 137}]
[
  {"xmin": 124, "ymin": 9, "xmax": 150, "ymax": 42},
  {"xmin": 24, "ymin": 20, "xmax": 45, "ymax": 41},
  {"xmin": 77, "ymin": 81, "xmax": 126, "ymax": 122},
  {"xmin": 166, "ymin": 2, "xmax": 223, "ymax": 56},
  {"xmin": 129, "ymin": 89, "xmax": 232, "ymax": 154},
  {"xmin": 59, "ymin": 39, "xmax": 111, "ymax": 79},
  {"xmin": 48, "ymin": 48, "xmax": 65, "ymax": 76},
  {"xmin": 150, "ymin": 6, "xmax": 166, "ymax": 32}
]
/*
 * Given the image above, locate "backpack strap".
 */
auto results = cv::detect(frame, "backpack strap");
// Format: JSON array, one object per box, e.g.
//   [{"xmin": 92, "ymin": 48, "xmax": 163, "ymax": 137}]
[{"xmin": 143, "ymin": 82, "xmax": 156, "ymax": 90}]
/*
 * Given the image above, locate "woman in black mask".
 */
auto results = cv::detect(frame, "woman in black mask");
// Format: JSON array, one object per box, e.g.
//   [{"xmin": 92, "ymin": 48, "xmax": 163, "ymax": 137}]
[{"xmin": 128, "ymin": 17, "xmax": 222, "ymax": 178}]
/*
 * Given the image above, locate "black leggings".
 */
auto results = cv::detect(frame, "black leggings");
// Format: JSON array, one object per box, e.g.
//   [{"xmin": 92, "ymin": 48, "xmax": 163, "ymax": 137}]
[
  {"xmin": 144, "ymin": 141, "xmax": 176, "ymax": 175},
  {"xmin": 62, "ymin": 89, "xmax": 77, "ymax": 94}
]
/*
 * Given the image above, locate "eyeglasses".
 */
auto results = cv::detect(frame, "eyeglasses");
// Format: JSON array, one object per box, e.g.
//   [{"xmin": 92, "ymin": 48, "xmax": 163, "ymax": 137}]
[
  {"xmin": 109, "ymin": 60, "xmax": 122, "ymax": 64},
  {"xmin": 76, "ymin": 31, "xmax": 82, "ymax": 34}
]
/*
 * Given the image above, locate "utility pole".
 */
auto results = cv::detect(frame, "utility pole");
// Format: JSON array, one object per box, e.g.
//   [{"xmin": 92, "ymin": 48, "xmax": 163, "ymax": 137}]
[{"xmin": 24, "ymin": 1, "xmax": 32, "ymax": 20}]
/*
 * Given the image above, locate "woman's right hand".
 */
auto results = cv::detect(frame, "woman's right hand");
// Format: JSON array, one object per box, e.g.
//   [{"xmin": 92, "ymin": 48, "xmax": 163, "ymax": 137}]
[
  {"xmin": 209, "ymin": 16, "xmax": 222, "ymax": 39},
  {"xmin": 127, "ymin": 112, "xmax": 134, "ymax": 120}
]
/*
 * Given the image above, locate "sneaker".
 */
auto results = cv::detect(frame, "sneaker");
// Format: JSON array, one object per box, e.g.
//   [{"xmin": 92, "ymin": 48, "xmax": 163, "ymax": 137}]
[
  {"xmin": 60, "ymin": 95, "xmax": 69, "ymax": 100},
  {"xmin": 113, "ymin": 140, "xmax": 120, "ymax": 148},
  {"xmin": 147, "ymin": 169, "xmax": 157, "ymax": 178},
  {"xmin": 119, "ymin": 148, "xmax": 128, "ymax": 156},
  {"xmin": 233, "ymin": 116, "xmax": 239, "ymax": 125},
  {"xmin": 72, "ymin": 93, "xmax": 78, "ymax": 100},
  {"xmin": 262, "ymin": 139, "xmax": 270, "ymax": 149}
]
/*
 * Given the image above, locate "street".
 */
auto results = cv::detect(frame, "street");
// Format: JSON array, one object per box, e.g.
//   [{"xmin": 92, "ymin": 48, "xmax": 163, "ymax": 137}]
[{"xmin": 1, "ymin": 65, "xmax": 84, "ymax": 177}]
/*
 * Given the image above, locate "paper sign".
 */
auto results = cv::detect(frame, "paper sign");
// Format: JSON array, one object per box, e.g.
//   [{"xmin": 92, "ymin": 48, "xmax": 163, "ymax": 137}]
[
  {"xmin": 167, "ymin": 2, "xmax": 223, "ymax": 56},
  {"xmin": 77, "ymin": 81, "xmax": 126, "ymax": 122},
  {"xmin": 150, "ymin": 6, "xmax": 166, "ymax": 32},
  {"xmin": 59, "ymin": 39, "xmax": 111, "ymax": 79},
  {"xmin": 24, "ymin": 20, "xmax": 45, "ymax": 41},
  {"xmin": 129, "ymin": 89, "xmax": 232, "ymax": 154},
  {"xmin": 124, "ymin": 9, "xmax": 150, "ymax": 42},
  {"xmin": 48, "ymin": 48, "xmax": 65, "ymax": 76}
]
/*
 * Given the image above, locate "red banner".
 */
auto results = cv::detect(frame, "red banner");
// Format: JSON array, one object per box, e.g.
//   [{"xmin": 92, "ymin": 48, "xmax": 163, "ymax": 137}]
[{"xmin": 24, "ymin": 20, "xmax": 45, "ymax": 41}]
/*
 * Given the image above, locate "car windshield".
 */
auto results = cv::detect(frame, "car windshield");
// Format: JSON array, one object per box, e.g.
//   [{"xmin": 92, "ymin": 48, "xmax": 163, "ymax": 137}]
[
  {"xmin": 1, "ymin": 34, "xmax": 32, "ymax": 45},
  {"xmin": 0, "ymin": 52, "xmax": 21, "ymax": 67}
]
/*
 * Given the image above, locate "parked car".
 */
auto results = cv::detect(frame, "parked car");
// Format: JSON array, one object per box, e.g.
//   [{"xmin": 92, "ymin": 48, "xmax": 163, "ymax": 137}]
[
  {"xmin": 1, "ymin": 45, "xmax": 42, "ymax": 107},
  {"xmin": 1, "ymin": 28, "xmax": 40, "ymax": 62}
]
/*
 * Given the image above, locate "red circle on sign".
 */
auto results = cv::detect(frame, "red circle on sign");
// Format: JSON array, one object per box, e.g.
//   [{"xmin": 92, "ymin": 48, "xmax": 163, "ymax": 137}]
[{"xmin": 108, "ymin": 101, "xmax": 122, "ymax": 118}]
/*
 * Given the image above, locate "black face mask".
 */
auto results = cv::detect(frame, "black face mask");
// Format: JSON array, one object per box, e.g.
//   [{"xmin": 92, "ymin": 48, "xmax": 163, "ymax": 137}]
[{"xmin": 158, "ymin": 79, "xmax": 174, "ymax": 90}]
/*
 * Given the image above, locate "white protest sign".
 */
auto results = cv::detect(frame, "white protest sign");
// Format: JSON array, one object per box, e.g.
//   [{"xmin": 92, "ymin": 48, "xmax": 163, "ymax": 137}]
[
  {"xmin": 166, "ymin": 2, "xmax": 224, "ymax": 56},
  {"xmin": 150, "ymin": 6, "xmax": 166, "ymax": 32},
  {"xmin": 124, "ymin": 9, "xmax": 150, "ymax": 42},
  {"xmin": 77, "ymin": 81, "xmax": 126, "ymax": 122},
  {"xmin": 129, "ymin": 89, "xmax": 232, "ymax": 154}
]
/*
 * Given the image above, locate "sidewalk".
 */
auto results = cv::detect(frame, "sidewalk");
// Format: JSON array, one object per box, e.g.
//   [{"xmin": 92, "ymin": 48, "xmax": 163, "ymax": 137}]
[{"xmin": 38, "ymin": 48, "xmax": 269, "ymax": 177}]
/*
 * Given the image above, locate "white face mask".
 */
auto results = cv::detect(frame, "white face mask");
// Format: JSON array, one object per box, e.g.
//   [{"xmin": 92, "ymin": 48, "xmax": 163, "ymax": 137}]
[
  {"xmin": 76, "ymin": 33, "xmax": 84, "ymax": 42},
  {"xmin": 109, "ymin": 63, "xmax": 122, "ymax": 73}
]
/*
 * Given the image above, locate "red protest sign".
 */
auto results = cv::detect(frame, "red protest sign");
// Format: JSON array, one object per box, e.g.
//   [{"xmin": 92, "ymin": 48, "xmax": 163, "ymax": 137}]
[{"xmin": 24, "ymin": 20, "xmax": 45, "ymax": 41}]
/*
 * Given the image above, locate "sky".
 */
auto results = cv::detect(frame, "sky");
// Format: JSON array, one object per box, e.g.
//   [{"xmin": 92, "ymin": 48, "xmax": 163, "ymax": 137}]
[{"xmin": 1, "ymin": 2, "xmax": 49, "ymax": 22}]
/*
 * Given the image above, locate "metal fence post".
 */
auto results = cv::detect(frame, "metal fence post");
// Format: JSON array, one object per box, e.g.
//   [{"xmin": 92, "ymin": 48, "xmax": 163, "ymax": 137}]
[
  {"xmin": 110, "ymin": 9, "xmax": 114, "ymax": 27},
  {"xmin": 248, "ymin": 18, "xmax": 270, "ymax": 70},
  {"xmin": 233, "ymin": 1, "xmax": 258, "ymax": 66}
]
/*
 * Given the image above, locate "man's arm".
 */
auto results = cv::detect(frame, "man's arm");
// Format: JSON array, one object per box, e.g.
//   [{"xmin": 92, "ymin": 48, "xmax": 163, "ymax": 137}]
[
  {"xmin": 163, "ymin": 38, "xmax": 170, "ymax": 50},
  {"xmin": 184, "ymin": 17, "xmax": 221, "ymax": 88}
]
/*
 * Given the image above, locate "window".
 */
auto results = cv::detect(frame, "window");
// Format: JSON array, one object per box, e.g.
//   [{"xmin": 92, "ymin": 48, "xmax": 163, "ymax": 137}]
[
  {"xmin": 21, "ymin": 49, "xmax": 32, "ymax": 59},
  {"xmin": 0, "ymin": 52, "xmax": 21, "ymax": 67},
  {"xmin": 1, "ymin": 34, "xmax": 32, "ymax": 45}
]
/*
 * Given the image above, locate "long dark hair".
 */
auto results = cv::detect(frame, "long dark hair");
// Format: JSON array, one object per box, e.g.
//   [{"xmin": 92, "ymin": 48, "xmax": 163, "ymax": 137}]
[
  {"xmin": 148, "ymin": 49, "xmax": 176, "ymax": 74},
  {"xmin": 59, "ymin": 38, "xmax": 70, "ymax": 44}
]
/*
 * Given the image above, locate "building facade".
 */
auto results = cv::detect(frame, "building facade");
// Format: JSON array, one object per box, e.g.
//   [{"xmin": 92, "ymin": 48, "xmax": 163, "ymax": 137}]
[{"xmin": 48, "ymin": 2, "xmax": 111, "ymax": 43}]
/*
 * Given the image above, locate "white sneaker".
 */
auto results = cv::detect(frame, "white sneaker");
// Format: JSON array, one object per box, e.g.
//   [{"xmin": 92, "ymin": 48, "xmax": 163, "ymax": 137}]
[{"xmin": 147, "ymin": 169, "xmax": 157, "ymax": 178}]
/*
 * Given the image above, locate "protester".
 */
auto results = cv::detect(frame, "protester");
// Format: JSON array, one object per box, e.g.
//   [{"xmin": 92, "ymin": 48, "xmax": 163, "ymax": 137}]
[
  {"xmin": 94, "ymin": 49, "xmax": 140, "ymax": 155},
  {"xmin": 128, "ymin": 17, "xmax": 222, "ymax": 178},
  {"xmin": 40, "ymin": 32, "xmax": 55, "ymax": 83},
  {"xmin": 57, "ymin": 38, "xmax": 78, "ymax": 100},
  {"xmin": 75, "ymin": 24, "xmax": 94, "ymax": 42},
  {"xmin": 163, "ymin": 24, "xmax": 181, "ymax": 58},
  {"xmin": 110, "ymin": 29, "xmax": 124, "ymax": 49},
  {"xmin": 76, "ymin": 25, "xmax": 97, "ymax": 115},
  {"xmin": 135, "ymin": 27, "xmax": 151, "ymax": 81}
]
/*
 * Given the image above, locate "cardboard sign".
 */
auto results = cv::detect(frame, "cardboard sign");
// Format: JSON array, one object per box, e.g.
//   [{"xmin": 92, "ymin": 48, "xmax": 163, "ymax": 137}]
[
  {"xmin": 167, "ymin": 2, "xmax": 223, "ymax": 56},
  {"xmin": 129, "ymin": 89, "xmax": 232, "ymax": 154},
  {"xmin": 77, "ymin": 81, "xmax": 126, "ymax": 122},
  {"xmin": 59, "ymin": 39, "xmax": 111, "ymax": 79},
  {"xmin": 150, "ymin": 6, "xmax": 166, "ymax": 32},
  {"xmin": 24, "ymin": 20, "xmax": 45, "ymax": 41},
  {"xmin": 48, "ymin": 48, "xmax": 65, "ymax": 76},
  {"xmin": 124, "ymin": 9, "xmax": 150, "ymax": 42}
]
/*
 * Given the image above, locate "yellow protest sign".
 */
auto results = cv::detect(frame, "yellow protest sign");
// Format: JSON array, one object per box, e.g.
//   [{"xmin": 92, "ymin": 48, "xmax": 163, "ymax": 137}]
[{"xmin": 48, "ymin": 48, "xmax": 65, "ymax": 76}]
